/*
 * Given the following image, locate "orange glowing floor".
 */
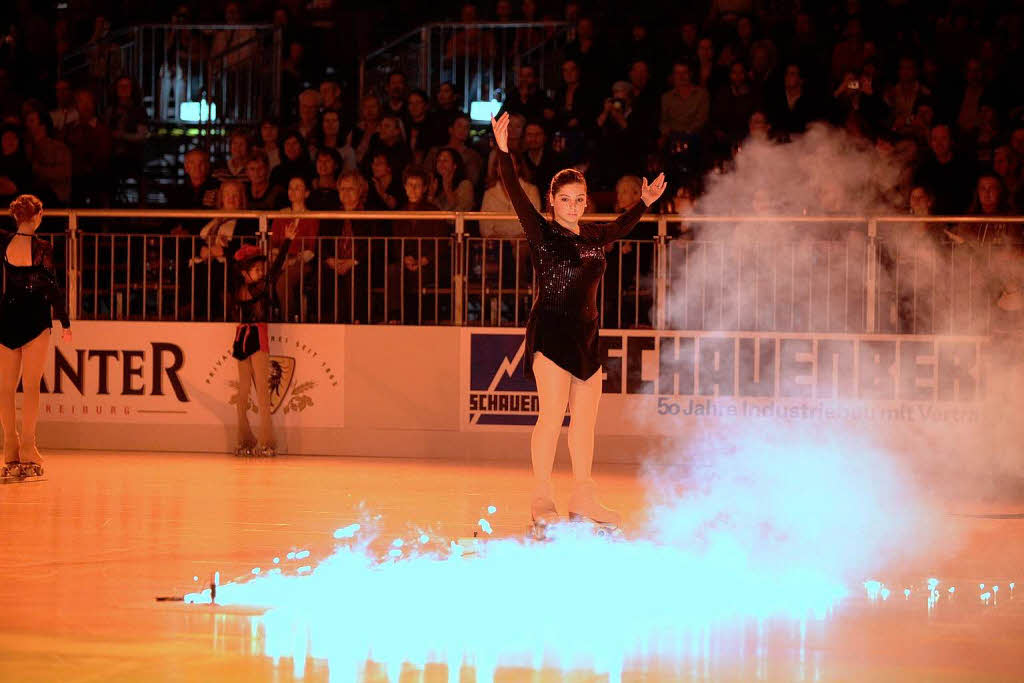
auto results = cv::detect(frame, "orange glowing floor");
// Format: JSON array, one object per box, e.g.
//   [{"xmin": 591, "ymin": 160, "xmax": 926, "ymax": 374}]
[{"xmin": 1, "ymin": 452, "xmax": 1023, "ymax": 682}]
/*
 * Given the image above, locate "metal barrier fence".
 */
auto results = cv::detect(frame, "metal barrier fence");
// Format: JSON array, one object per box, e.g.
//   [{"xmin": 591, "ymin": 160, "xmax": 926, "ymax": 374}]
[
  {"xmin": 18, "ymin": 211, "xmax": 1024, "ymax": 334},
  {"xmin": 60, "ymin": 24, "xmax": 281, "ymax": 126},
  {"xmin": 361, "ymin": 22, "xmax": 571, "ymax": 107}
]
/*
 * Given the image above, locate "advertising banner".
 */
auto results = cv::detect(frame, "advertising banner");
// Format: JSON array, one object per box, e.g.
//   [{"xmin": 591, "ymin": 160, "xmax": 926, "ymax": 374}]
[{"xmin": 461, "ymin": 329, "xmax": 987, "ymax": 434}]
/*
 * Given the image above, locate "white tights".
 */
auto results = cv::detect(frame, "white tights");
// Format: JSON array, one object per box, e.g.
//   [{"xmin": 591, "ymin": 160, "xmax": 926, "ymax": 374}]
[{"xmin": 530, "ymin": 351, "xmax": 603, "ymax": 483}]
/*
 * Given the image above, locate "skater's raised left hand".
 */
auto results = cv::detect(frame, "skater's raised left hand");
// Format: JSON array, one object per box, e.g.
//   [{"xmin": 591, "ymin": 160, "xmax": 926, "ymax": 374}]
[{"xmin": 640, "ymin": 173, "xmax": 667, "ymax": 207}]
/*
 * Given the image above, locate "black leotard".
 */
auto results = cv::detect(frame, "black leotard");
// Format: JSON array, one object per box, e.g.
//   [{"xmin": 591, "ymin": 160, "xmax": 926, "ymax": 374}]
[
  {"xmin": 497, "ymin": 150, "xmax": 647, "ymax": 380},
  {"xmin": 0, "ymin": 230, "xmax": 70, "ymax": 350}
]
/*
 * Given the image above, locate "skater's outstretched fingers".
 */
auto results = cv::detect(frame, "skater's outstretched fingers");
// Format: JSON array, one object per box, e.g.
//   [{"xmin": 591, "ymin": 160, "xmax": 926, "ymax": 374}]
[
  {"xmin": 640, "ymin": 172, "xmax": 667, "ymax": 206},
  {"xmin": 490, "ymin": 112, "xmax": 510, "ymax": 153}
]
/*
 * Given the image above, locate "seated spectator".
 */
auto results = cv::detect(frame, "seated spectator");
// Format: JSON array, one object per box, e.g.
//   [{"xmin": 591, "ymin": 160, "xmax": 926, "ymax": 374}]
[
  {"xmin": 970, "ymin": 98, "xmax": 1001, "ymax": 164},
  {"xmin": 319, "ymin": 78, "xmax": 345, "ymax": 120},
  {"xmin": 49, "ymin": 79, "xmax": 78, "ymax": 135},
  {"xmin": 831, "ymin": 66, "xmax": 888, "ymax": 133},
  {"xmin": 712, "ymin": 61, "xmax": 760, "ymax": 152},
  {"xmin": 348, "ymin": 93, "xmax": 382, "ymax": 165},
  {"xmin": 390, "ymin": 165, "xmax": 449, "ymax": 323},
  {"xmin": 695, "ymin": 37, "xmax": 726, "ymax": 95},
  {"xmin": 407, "ymin": 88, "xmax": 443, "ymax": 165},
  {"xmin": 106, "ymin": 76, "xmax": 149, "ymax": 193},
  {"xmin": 168, "ymin": 148, "xmax": 218, "ymax": 209},
  {"xmin": 424, "ymin": 113, "xmax": 484, "ymax": 189},
  {"xmin": 479, "ymin": 161, "xmax": 540, "ymax": 237},
  {"xmin": 189, "ymin": 179, "xmax": 248, "ymax": 320},
  {"xmin": 953, "ymin": 174, "xmax": 1017, "ymax": 244},
  {"xmin": 213, "ymin": 129, "xmax": 251, "ymax": 182},
  {"xmin": 316, "ymin": 110, "xmax": 356, "ymax": 171},
  {"xmin": 906, "ymin": 98, "xmax": 937, "ymax": 150},
  {"xmin": 588, "ymin": 81, "xmax": 647, "ymax": 191},
  {"xmin": 365, "ymin": 151, "xmax": 405, "ymax": 210},
  {"xmin": 319, "ymin": 170, "xmax": 377, "ymax": 323},
  {"xmin": 384, "ymin": 71, "xmax": 409, "ymax": 123},
  {"xmin": 603, "ymin": 174, "xmax": 652, "ymax": 326},
  {"xmin": 296, "ymin": 89, "xmax": 321, "ymax": 142},
  {"xmin": 23, "ymin": 107, "xmax": 71, "ymax": 205},
  {"xmin": 271, "ymin": 176, "xmax": 321, "ymax": 321},
  {"xmin": 628, "ymin": 59, "xmax": 660, "ymax": 142},
  {"xmin": 955, "ymin": 57, "xmax": 990, "ymax": 138},
  {"xmin": 308, "ymin": 148, "xmax": 342, "ymax": 210},
  {"xmin": 885, "ymin": 57, "xmax": 931, "ymax": 137},
  {"xmin": 551, "ymin": 58, "xmax": 598, "ymax": 136},
  {"xmin": 0, "ymin": 124, "xmax": 32, "ymax": 204},
  {"xmin": 245, "ymin": 150, "xmax": 286, "ymax": 210},
  {"xmin": 259, "ymin": 118, "xmax": 282, "ymax": 171},
  {"xmin": 992, "ymin": 145, "xmax": 1019, "ymax": 200},
  {"xmin": 519, "ymin": 121, "xmax": 560, "ymax": 198},
  {"xmin": 429, "ymin": 147, "xmax": 475, "ymax": 211},
  {"xmin": 767, "ymin": 63, "xmax": 821, "ymax": 138},
  {"xmin": 913, "ymin": 123, "xmax": 976, "ymax": 215},
  {"xmin": 659, "ymin": 62, "xmax": 710, "ymax": 141},
  {"xmin": 361, "ymin": 113, "xmax": 412, "ymax": 180},
  {"xmin": 433, "ymin": 82, "xmax": 461, "ymax": 130},
  {"xmin": 64, "ymin": 88, "xmax": 112, "ymax": 207},
  {"xmin": 270, "ymin": 131, "xmax": 314, "ymax": 188},
  {"xmin": 664, "ymin": 182, "xmax": 700, "ymax": 240},
  {"xmin": 499, "ymin": 64, "xmax": 552, "ymax": 122}
]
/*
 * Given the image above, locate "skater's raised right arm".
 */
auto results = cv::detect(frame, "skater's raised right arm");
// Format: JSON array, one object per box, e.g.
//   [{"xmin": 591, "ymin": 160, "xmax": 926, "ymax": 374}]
[
  {"xmin": 492, "ymin": 113, "xmax": 543, "ymax": 245},
  {"xmin": 267, "ymin": 219, "xmax": 297, "ymax": 285}
]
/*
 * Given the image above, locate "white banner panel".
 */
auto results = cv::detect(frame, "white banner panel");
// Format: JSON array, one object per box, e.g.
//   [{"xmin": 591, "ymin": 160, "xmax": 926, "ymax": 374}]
[
  {"xmin": 33, "ymin": 321, "xmax": 344, "ymax": 428},
  {"xmin": 460, "ymin": 328, "xmax": 988, "ymax": 435}
]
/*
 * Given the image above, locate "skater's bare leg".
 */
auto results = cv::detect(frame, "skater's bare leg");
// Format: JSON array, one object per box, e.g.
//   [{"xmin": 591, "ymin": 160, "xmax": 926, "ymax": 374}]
[
  {"xmin": 567, "ymin": 366, "xmax": 602, "ymax": 482},
  {"xmin": 530, "ymin": 352, "xmax": 571, "ymax": 521},
  {"xmin": 251, "ymin": 351, "xmax": 274, "ymax": 449},
  {"xmin": 0, "ymin": 344, "xmax": 20, "ymax": 463},
  {"xmin": 18, "ymin": 330, "xmax": 49, "ymax": 464},
  {"xmin": 235, "ymin": 357, "xmax": 256, "ymax": 445},
  {"xmin": 567, "ymin": 367, "xmax": 620, "ymax": 526}
]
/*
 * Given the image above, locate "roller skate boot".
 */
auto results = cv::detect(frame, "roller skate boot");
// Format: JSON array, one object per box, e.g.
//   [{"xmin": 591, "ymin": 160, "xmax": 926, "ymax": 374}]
[
  {"xmin": 568, "ymin": 479, "xmax": 621, "ymax": 537},
  {"xmin": 1, "ymin": 459, "xmax": 20, "ymax": 480},
  {"xmin": 234, "ymin": 438, "xmax": 257, "ymax": 457},
  {"xmin": 17, "ymin": 440, "xmax": 44, "ymax": 479},
  {"xmin": 255, "ymin": 443, "xmax": 277, "ymax": 457},
  {"xmin": 528, "ymin": 480, "xmax": 560, "ymax": 540}
]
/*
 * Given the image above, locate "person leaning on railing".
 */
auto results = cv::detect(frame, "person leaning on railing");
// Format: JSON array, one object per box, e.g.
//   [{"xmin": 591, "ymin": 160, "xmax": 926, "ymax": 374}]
[
  {"xmin": 319, "ymin": 171, "xmax": 376, "ymax": 324},
  {"xmin": 270, "ymin": 176, "xmax": 320, "ymax": 322},
  {"xmin": 188, "ymin": 180, "xmax": 253, "ymax": 321},
  {"xmin": 387, "ymin": 166, "xmax": 449, "ymax": 324},
  {"xmin": 948, "ymin": 173, "xmax": 1024, "ymax": 333}
]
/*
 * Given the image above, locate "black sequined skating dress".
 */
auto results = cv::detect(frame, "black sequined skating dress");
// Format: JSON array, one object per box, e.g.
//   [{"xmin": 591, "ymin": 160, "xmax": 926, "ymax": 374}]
[
  {"xmin": 497, "ymin": 150, "xmax": 648, "ymax": 380},
  {"xmin": 0, "ymin": 231, "xmax": 70, "ymax": 349}
]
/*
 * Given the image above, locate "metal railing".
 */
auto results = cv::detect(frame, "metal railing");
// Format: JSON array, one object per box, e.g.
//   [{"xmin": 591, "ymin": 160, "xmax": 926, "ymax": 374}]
[
  {"xmin": 361, "ymin": 22, "xmax": 571, "ymax": 107},
  {"xmin": 61, "ymin": 24, "xmax": 282, "ymax": 126},
  {"xmin": 18, "ymin": 211, "xmax": 1024, "ymax": 334}
]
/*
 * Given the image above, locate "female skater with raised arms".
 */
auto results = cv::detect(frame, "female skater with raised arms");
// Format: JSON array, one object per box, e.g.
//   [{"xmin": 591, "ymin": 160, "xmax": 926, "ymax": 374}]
[
  {"xmin": 491, "ymin": 113, "xmax": 666, "ymax": 532},
  {"xmin": 0, "ymin": 195, "xmax": 72, "ymax": 480}
]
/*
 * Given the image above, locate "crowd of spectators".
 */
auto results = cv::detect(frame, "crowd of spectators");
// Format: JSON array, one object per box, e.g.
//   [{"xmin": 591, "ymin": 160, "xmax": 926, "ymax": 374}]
[{"xmin": 1, "ymin": 0, "xmax": 1023, "ymax": 326}]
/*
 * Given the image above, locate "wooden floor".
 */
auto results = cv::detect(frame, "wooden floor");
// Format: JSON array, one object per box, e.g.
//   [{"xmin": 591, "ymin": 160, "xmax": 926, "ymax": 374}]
[{"xmin": 1, "ymin": 452, "xmax": 1023, "ymax": 682}]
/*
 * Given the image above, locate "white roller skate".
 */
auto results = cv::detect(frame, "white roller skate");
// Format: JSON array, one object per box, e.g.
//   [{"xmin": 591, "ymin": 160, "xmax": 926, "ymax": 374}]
[
  {"xmin": 1, "ymin": 459, "xmax": 21, "ymax": 481},
  {"xmin": 528, "ymin": 480, "xmax": 560, "ymax": 541},
  {"xmin": 15, "ymin": 440, "xmax": 44, "ymax": 480},
  {"xmin": 568, "ymin": 479, "xmax": 622, "ymax": 537},
  {"xmin": 234, "ymin": 438, "xmax": 257, "ymax": 457}
]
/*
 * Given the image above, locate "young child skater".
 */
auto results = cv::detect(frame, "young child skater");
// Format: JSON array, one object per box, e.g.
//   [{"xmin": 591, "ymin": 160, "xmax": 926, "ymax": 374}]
[
  {"xmin": 491, "ymin": 112, "xmax": 666, "ymax": 533},
  {"xmin": 230, "ymin": 218, "xmax": 297, "ymax": 456},
  {"xmin": 0, "ymin": 195, "xmax": 72, "ymax": 480}
]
